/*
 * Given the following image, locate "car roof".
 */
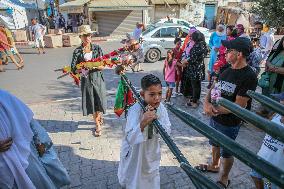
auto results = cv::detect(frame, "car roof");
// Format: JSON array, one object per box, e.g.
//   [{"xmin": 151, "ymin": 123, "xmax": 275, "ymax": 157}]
[{"xmin": 151, "ymin": 23, "xmax": 188, "ymax": 28}]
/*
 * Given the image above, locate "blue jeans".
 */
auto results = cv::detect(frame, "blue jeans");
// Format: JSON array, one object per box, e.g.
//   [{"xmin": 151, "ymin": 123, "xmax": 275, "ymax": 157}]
[
  {"xmin": 166, "ymin": 81, "xmax": 176, "ymax": 89},
  {"xmin": 209, "ymin": 118, "xmax": 240, "ymax": 158}
]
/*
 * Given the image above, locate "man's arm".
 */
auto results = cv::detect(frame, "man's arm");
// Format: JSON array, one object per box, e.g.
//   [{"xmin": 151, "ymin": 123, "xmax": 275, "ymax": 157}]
[{"xmin": 214, "ymin": 95, "xmax": 250, "ymax": 115}]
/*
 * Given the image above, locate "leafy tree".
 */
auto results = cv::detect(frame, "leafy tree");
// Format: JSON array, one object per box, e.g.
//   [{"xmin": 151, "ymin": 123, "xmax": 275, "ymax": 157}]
[{"xmin": 251, "ymin": 0, "xmax": 284, "ymax": 28}]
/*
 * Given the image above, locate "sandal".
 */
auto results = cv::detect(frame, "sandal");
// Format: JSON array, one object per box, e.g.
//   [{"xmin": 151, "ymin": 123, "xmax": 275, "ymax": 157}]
[
  {"xmin": 93, "ymin": 129, "xmax": 102, "ymax": 137},
  {"xmin": 99, "ymin": 118, "xmax": 104, "ymax": 125},
  {"xmin": 195, "ymin": 164, "xmax": 219, "ymax": 173},
  {"xmin": 216, "ymin": 180, "xmax": 231, "ymax": 189}
]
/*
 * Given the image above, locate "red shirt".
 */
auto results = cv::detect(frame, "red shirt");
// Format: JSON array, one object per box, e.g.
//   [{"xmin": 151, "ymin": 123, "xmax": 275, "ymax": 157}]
[{"xmin": 0, "ymin": 30, "xmax": 9, "ymax": 52}]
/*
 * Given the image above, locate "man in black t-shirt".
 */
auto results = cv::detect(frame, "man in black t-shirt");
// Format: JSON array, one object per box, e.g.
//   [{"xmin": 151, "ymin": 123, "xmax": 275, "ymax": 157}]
[{"xmin": 196, "ymin": 37, "xmax": 257, "ymax": 188}]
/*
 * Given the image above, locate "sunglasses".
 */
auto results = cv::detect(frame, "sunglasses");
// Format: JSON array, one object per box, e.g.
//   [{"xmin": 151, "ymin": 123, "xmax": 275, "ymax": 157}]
[{"xmin": 82, "ymin": 33, "xmax": 92, "ymax": 37}]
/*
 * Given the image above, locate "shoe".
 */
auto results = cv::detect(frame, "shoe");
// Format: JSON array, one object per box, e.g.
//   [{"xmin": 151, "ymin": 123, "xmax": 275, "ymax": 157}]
[{"xmin": 171, "ymin": 93, "xmax": 176, "ymax": 98}]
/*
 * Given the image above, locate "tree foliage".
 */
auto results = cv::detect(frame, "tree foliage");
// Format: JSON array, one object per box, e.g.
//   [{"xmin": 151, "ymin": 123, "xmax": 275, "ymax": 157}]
[{"xmin": 251, "ymin": 0, "xmax": 284, "ymax": 28}]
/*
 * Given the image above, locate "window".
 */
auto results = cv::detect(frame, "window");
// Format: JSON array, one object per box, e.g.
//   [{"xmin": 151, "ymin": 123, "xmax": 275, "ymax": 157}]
[{"xmin": 160, "ymin": 27, "xmax": 178, "ymax": 38}]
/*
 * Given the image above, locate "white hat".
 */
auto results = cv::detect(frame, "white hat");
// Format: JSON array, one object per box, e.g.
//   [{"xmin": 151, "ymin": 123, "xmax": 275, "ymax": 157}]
[{"xmin": 78, "ymin": 25, "xmax": 93, "ymax": 36}]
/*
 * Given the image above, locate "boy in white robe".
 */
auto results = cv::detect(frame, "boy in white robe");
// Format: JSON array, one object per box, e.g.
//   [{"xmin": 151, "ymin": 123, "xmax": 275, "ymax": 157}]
[{"xmin": 118, "ymin": 74, "xmax": 171, "ymax": 189}]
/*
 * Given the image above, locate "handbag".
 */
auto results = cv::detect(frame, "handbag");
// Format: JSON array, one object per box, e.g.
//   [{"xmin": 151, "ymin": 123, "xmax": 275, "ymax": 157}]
[{"xmin": 258, "ymin": 72, "xmax": 270, "ymax": 88}]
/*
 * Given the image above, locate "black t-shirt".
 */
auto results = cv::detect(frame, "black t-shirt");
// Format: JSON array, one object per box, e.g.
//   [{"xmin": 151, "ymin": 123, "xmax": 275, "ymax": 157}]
[{"xmin": 213, "ymin": 65, "xmax": 258, "ymax": 126}]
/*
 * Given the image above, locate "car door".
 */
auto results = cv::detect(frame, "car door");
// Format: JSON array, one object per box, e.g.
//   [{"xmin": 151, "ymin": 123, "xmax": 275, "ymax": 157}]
[{"xmin": 159, "ymin": 27, "xmax": 179, "ymax": 50}]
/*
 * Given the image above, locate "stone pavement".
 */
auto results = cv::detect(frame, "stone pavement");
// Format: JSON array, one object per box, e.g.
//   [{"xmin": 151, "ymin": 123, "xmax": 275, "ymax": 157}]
[{"xmin": 29, "ymin": 83, "xmax": 265, "ymax": 189}]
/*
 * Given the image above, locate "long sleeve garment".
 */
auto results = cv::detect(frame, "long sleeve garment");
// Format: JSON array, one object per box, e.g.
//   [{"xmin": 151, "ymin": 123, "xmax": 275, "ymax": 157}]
[
  {"xmin": 208, "ymin": 32, "xmax": 226, "ymax": 73},
  {"xmin": 118, "ymin": 103, "xmax": 171, "ymax": 189}
]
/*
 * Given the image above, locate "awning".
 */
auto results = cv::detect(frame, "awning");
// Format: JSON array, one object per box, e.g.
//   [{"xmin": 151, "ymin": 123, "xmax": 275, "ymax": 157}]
[
  {"xmin": 150, "ymin": 0, "xmax": 188, "ymax": 4},
  {"xmin": 7, "ymin": 0, "xmax": 37, "ymax": 9},
  {"xmin": 59, "ymin": 0, "xmax": 90, "ymax": 13},
  {"xmin": 88, "ymin": 0, "xmax": 153, "ymax": 11}
]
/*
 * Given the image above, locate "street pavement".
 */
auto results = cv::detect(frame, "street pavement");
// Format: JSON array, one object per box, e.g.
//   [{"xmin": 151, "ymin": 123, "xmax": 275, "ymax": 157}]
[{"xmin": 0, "ymin": 42, "xmax": 264, "ymax": 188}]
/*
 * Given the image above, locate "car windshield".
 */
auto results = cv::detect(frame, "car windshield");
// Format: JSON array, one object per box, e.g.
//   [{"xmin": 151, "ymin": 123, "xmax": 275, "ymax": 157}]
[{"xmin": 142, "ymin": 24, "xmax": 157, "ymax": 35}]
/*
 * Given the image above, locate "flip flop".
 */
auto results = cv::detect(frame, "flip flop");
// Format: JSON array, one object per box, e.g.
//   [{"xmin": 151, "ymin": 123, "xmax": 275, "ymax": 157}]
[
  {"xmin": 216, "ymin": 180, "xmax": 231, "ymax": 189},
  {"xmin": 194, "ymin": 164, "xmax": 219, "ymax": 173}
]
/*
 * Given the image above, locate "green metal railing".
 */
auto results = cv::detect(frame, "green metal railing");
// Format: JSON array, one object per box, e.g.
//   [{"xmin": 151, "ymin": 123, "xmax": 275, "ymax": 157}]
[
  {"xmin": 247, "ymin": 90, "xmax": 284, "ymax": 116},
  {"xmin": 217, "ymin": 97, "xmax": 284, "ymax": 143},
  {"xmin": 167, "ymin": 104, "xmax": 284, "ymax": 187},
  {"xmin": 120, "ymin": 74, "xmax": 221, "ymax": 189}
]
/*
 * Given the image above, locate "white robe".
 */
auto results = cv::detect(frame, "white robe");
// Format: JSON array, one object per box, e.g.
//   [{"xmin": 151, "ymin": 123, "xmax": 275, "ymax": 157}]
[{"xmin": 118, "ymin": 103, "xmax": 171, "ymax": 189}]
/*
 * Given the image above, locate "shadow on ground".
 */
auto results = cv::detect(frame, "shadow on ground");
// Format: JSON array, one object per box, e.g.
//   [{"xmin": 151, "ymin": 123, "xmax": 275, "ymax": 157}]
[{"xmin": 55, "ymin": 144, "xmax": 195, "ymax": 189}]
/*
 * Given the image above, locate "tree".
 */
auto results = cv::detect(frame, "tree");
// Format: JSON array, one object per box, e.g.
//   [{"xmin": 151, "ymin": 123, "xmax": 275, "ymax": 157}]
[{"xmin": 251, "ymin": 0, "xmax": 284, "ymax": 28}]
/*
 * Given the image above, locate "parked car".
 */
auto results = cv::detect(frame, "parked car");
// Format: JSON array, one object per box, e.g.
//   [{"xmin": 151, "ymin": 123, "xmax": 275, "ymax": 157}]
[
  {"xmin": 141, "ymin": 23, "xmax": 211, "ymax": 63},
  {"xmin": 153, "ymin": 18, "xmax": 210, "ymax": 36},
  {"xmin": 153, "ymin": 18, "xmax": 195, "ymax": 28}
]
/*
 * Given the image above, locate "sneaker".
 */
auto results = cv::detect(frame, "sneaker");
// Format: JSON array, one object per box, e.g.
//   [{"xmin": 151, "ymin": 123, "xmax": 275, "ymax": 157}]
[{"xmin": 171, "ymin": 93, "xmax": 176, "ymax": 98}]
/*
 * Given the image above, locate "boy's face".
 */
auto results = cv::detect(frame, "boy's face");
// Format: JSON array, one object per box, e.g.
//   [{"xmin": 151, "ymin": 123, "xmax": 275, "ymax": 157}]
[{"xmin": 141, "ymin": 84, "xmax": 162, "ymax": 109}]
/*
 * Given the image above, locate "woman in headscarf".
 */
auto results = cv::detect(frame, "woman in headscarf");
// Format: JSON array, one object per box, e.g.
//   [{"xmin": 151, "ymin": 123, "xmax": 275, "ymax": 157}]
[
  {"xmin": 71, "ymin": 25, "xmax": 107, "ymax": 137},
  {"xmin": 182, "ymin": 31, "xmax": 208, "ymax": 108},
  {"xmin": 207, "ymin": 24, "xmax": 227, "ymax": 88},
  {"xmin": 180, "ymin": 28, "xmax": 197, "ymax": 96},
  {"xmin": 212, "ymin": 25, "xmax": 237, "ymax": 76},
  {"xmin": 236, "ymin": 24, "xmax": 251, "ymax": 40},
  {"xmin": 0, "ymin": 90, "xmax": 70, "ymax": 189}
]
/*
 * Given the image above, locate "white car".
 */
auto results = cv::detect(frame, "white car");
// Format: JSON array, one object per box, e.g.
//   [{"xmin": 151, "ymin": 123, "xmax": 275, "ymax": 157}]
[
  {"xmin": 153, "ymin": 18, "xmax": 195, "ymax": 28},
  {"xmin": 153, "ymin": 18, "xmax": 209, "ymax": 35},
  {"xmin": 141, "ymin": 23, "xmax": 210, "ymax": 63}
]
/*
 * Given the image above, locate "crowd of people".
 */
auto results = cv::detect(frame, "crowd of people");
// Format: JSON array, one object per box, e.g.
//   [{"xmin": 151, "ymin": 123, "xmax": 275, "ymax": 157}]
[
  {"xmin": 42, "ymin": 13, "xmax": 88, "ymax": 34},
  {"xmin": 160, "ymin": 21, "xmax": 283, "ymax": 189},
  {"xmin": 0, "ymin": 19, "xmax": 283, "ymax": 189}
]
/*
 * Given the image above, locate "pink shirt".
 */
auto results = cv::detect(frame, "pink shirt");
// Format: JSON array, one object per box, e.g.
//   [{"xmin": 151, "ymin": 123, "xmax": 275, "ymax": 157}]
[
  {"xmin": 164, "ymin": 59, "xmax": 177, "ymax": 82},
  {"xmin": 0, "ymin": 31, "xmax": 9, "ymax": 52}
]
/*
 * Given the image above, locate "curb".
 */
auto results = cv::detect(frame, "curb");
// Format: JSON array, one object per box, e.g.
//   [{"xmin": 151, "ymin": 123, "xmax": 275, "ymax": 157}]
[{"xmin": 15, "ymin": 36, "xmax": 122, "ymax": 47}]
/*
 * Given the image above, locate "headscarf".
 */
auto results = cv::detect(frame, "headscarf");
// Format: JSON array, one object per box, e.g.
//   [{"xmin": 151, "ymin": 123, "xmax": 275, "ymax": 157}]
[
  {"xmin": 236, "ymin": 24, "xmax": 245, "ymax": 36},
  {"xmin": 182, "ymin": 28, "xmax": 198, "ymax": 58},
  {"xmin": 216, "ymin": 24, "xmax": 226, "ymax": 36},
  {"xmin": 181, "ymin": 27, "xmax": 197, "ymax": 52},
  {"xmin": 0, "ymin": 90, "xmax": 35, "ymax": 189}
]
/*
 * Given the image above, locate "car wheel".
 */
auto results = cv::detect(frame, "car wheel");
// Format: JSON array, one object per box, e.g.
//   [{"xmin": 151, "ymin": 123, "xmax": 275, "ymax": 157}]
[{"xmin": 145, "ymin": 48, "xmax": 161, "ymax": 63}]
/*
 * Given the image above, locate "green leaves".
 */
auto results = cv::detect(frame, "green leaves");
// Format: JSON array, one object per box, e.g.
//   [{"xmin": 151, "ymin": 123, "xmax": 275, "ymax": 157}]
[{"xmin": 251, "ymin": 0, "xmax": 284, "ymax": 28}]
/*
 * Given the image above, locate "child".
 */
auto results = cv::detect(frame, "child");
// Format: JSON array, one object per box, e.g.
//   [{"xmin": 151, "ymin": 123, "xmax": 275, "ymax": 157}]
[
  {"xmin": 251, "ymin": 92, "xmax": 284, "ymax": 189},
  {"xmin": 173, "ymin": 37, "xmax": 183, "ymax": 95},
  {"xmin": 163, "ymin": 50, "xmax": 178, "ymax": 103},
  {"xmin": 118, "ymin": 74, "xmax": 171, "ymax": 189}
]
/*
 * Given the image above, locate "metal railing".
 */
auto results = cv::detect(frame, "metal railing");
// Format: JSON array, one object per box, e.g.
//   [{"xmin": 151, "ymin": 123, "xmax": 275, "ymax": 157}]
[{"xmin": 167, "ymin": 104, "xmax": 284, "ymax": 188}]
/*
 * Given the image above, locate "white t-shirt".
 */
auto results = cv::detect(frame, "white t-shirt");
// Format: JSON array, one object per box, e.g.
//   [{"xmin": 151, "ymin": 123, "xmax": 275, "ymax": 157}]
[
  {"xmin": 31, "ymin": 23, "xmax": 45, "ymax": 39},
  {"xmin": 257, "ymin": 114, "xmax": 284, "ymax": 171}
]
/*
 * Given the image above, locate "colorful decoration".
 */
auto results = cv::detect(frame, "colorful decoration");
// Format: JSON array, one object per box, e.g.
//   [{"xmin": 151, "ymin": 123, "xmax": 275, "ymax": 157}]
[
  {"xmin": 56, "ymin": 47, "xmax": 129, "ymax": 86},
  {"xmin": 114, "ymin": 76, "xmax": 136, "ymax": 117}
]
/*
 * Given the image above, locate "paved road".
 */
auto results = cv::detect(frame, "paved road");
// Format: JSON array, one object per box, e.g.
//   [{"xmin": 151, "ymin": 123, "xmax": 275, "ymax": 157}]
[
  {"xmin": 0, "ymin": 41, "xmax": 164, "ymax": 104},
  {"xmin": 1, "ymin": 42, "xmax": 264, "ymax": 188}
]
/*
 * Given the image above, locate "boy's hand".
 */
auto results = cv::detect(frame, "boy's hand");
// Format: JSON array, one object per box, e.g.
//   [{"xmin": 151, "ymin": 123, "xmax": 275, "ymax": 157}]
[{"xmin": 140, "ymin": 105, "xmax": 157, "ymax": 132}]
